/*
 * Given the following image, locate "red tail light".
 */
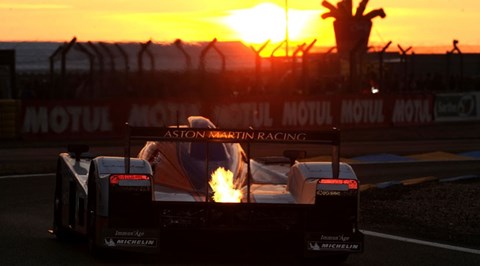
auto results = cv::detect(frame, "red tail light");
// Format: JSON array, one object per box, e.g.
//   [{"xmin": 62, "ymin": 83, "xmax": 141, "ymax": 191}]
[
  {"xmin": 110, "ymin": 174, "xmax": 150, "ymax": 185},
  {"xmin": 318, "ymin": 179, "xmax": 358, "ymax": 190}
]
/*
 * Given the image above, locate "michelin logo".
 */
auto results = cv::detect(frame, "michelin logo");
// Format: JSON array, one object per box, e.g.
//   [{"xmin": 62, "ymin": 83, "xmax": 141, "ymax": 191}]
[
  {"xmin": 308, "ymin": 241, "xmax": 360, "ymax": 251},
  {"xmin": 104, "ymin": 238, "xmax": 157, "ymax": 248}
]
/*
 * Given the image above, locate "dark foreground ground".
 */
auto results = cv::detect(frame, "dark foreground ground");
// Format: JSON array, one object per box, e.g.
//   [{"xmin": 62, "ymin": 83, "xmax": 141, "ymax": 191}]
[
  {"xmin": 351, "ymin": 122, "xmax": 480, "ymax": 250},
  {"xmin": 360, "ymin": 178, "xmax": 480, "ymax": 249}
]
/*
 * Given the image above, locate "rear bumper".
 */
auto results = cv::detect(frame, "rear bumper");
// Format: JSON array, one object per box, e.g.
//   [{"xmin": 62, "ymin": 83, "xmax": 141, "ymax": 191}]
[
  {"xmin": 100, "ymin": 201, "xmax": 363, "ymax": 255},
  {"xmin": 96, "ymin": 226, "xmax": 363, "ymax": 257}
]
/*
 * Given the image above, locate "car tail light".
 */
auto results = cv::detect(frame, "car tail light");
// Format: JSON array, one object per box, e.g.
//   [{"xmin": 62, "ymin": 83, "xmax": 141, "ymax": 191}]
[
  {"xmin": 318, "ymin": 179, "xmax": 358, "ymax": 190},
  {"xmin": 110, "ymin": 174, "xmax": 151, "ymax": 186},
  {"xmin": 316, "ymin": 179, "xmax": 358, "ymax": 196}
]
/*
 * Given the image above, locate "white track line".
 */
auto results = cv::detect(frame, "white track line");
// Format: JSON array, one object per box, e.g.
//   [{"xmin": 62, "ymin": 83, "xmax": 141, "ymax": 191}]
[
  {"xmin": 0, "ymin": 173, "xmax": 55, "ymax": 180},
  {"xmin": 362, "ymin": 230, "xmax": 480, "ymax": 255}
]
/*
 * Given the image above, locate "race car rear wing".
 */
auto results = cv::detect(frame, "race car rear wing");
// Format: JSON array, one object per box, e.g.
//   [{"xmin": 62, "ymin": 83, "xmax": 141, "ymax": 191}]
[{"xmin": 124, "ymin": 123, "xmax": 341, "ymax": 180}]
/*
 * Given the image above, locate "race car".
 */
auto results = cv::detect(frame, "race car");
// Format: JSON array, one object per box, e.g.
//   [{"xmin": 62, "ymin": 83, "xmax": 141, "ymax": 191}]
[{"xmin": 52, "ymin": 116, "xmax": 363, "ymax": 262}]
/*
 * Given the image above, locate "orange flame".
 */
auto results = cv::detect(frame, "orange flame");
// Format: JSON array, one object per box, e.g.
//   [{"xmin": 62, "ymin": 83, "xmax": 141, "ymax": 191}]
[{"xmin": 209, "ymin": 167, "xmax": 243, "ymax": 203}]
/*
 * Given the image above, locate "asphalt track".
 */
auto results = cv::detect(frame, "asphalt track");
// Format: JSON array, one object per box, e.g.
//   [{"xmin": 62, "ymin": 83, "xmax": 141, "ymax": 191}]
[
  {"xmin": 1, "ymin": 173, "xmax": 479, "ymax": 265},
  {"xmin": 1, "ymin": 123, "xmax": 480, "ymax": 265}
]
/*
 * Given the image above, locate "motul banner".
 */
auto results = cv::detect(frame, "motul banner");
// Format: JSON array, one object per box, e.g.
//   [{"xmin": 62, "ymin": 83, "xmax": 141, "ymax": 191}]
[
  {"xmin": 20, "ymin": 99, "xmax": 204, "ymax": 140},
  {"xmin": 210, "ymin": 94, "xmax": 433, "ymax": 129},
  {"xmin": 20, "ymin": 94, "xmax": 435, "ymax": 140},
  {"xmin": 21, "ymin": 101, "xmax": 118, "ymax": 138}
]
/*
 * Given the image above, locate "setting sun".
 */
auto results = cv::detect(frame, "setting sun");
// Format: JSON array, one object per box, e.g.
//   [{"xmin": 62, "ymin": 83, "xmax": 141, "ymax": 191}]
[
  {"xmin": 0, "ymin": 1, "xmax": 479, "ymax": 51},
  {"xmin": 223, "ymin": 3, "xmax": 319, "ymax": 45}
]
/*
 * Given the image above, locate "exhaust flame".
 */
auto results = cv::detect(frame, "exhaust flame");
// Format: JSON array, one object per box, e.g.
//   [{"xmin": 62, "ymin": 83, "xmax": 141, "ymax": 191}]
[{"xmin": 209, "ymin": 167, "xmax": 242, "ymax": 203}]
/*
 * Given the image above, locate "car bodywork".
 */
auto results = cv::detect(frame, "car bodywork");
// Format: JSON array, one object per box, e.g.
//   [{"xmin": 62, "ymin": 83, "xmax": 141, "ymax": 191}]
[{"xmin": 53, "ymin": 116, "xmax": 363, "ymax": 260}]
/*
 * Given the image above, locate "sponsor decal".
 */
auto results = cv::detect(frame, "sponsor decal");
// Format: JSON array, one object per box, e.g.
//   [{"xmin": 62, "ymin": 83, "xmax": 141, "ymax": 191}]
[
  {"xmin": 316, "ymin": 190, "xmax": 341, "ymax": 196},
  {"xmin": 341, "ymin": 99, "xmax": 385, "ymax": 124},
  {"xmin": 308, "ymin": 234, "xmax": 360, "ymax": 251},
  {"xmin": 114, "ymin": 230, "xmax": 145, "ymax": 237},
  {"xmin": 392, "ymin": 99, "xmax": 432, "ymax": 124},
  {"xmin": 104, "ymin": 238, "xmax": 157, "ymax": 248},
  {"xmin": 281, "ymin": 101, "xmax": 333, "ymax": 127},
  {"xmin": 163, "ymin": 129, "xmax": 307, "ymax": 142},
  {"xmin": 213, "ymin": 102, "xmax": 273, "ymax": 128},
  {"xmin": 128, "ymin": 102, "xmax": 200, "ymax": 127},
  {"xmin": 308, "ymin": 241, "xmax": 361, "ymax": 251},
  {"xmin": 435, "ymin": 93, "xmax": 477, "ymax": 121},
  {"xmin": 320, "ymin": 234, "xmax": 350, "ymax": 242},
  {"xmin": 22, "ymin": 105, "xmax": 113, "ymax": 134}
]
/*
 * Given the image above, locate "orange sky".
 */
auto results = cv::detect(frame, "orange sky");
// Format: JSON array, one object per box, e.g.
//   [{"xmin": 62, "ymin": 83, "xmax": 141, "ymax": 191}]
[{"xmin": 1, "ymin": 0, "xmax": 479, "ymax": 52}]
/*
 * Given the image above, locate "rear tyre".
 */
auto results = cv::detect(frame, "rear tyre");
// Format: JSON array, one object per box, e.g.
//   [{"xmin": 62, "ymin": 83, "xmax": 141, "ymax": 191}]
[
  {"xmin": 53, "ymin": 163, "xmax": 69, "ymax": 240},
  {"xmin": 87, "ymin": 212, "xmax": 103, "ymax": 257},
  {"xmin": 87, "ymin": 166, "xmax": 105, "ymax": 257}
]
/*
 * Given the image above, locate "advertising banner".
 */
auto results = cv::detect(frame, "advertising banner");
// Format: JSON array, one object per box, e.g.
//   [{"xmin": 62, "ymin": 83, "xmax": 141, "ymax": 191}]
[
  {"xmin": 434, "ymin": 93, "xmax": 479, "ymax": 122},
  {"xmin": 19, "ymin": 94, "xmax": 435, "ymax": 140},
  {"xmin": 21, "ymin": 100, "xmax": 122, "ymax": 140},
  {"xmin": 20, "ymin": 99, "xmax": 204, "ymax": 140}
]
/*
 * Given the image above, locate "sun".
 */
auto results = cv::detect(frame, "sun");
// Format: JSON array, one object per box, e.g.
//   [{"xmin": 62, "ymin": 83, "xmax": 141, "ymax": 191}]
[{"xmin": 223, "ymin": 3, "xmax": 314, "ymax": 45}]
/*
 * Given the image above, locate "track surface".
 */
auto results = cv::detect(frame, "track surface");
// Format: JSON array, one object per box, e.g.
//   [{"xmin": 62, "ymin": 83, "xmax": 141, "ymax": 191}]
[
  {"xmin": 1, "ymin": 123, "xmax": 480, "ymax": 264},
  {"xmin": 1, "ymin": 174, "xmax": 479, "ymax": 265}
]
